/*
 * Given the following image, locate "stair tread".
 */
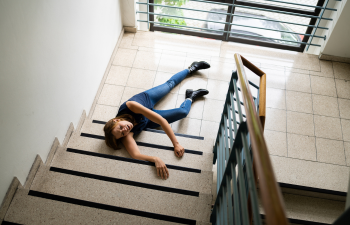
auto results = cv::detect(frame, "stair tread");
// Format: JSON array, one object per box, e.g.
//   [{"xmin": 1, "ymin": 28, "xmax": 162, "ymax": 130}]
[
  {"xmin": 260, "ymin": 192, "xmax": 345, "ymax": 224},
  {"xmin": 51, "ymin": 149, "xmax": 213, "ymax": 194},
  {"xmin": 271, "ymin": 155, "xmax": 350, "ymax": 193},
  {"xmin": 5, "ymin": 188, "xmax": 205, "ymax": 225},
  {"xmin": 30, "ymin": 166, "xmax": 212, "ymax": 222},
  {"xmin": 80, "ymin": 119, "xmax": 214, "ymax": 153},
  {"xmin": 67, "ymin": 134, "xmax": 213, "ymax": 172}
]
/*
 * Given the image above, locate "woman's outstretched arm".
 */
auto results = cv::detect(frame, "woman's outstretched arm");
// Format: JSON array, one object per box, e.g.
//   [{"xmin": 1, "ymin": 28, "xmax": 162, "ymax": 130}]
[
  {"xmin": 122, "ymin": 133, "xmax": 169, "ymax": 179},
  {"xmin": 126, "ymin": 101, "xmax": 185, "ymax": 157}
]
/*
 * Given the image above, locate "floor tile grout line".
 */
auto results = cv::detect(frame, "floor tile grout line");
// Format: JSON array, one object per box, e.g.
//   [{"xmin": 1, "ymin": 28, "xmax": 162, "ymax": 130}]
[
  {"xmin": 269, "ymin": 154, "xmax": 349, "ymax": 168},
  {"xmin": 333, "ymin": 62, "xmax": 348, "ymax": 166}
]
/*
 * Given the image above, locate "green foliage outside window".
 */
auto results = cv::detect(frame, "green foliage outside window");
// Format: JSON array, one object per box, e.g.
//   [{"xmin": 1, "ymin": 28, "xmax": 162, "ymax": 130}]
[{"xmin": 154, "ymin": 0, "xmax": 188, "ymax": 27}]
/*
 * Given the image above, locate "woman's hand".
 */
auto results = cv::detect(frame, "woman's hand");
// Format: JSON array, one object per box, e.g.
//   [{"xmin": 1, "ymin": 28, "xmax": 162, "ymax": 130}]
[
  {"xmin": 154, "ymin": 157, "xmax": 169, "ymax": 179},
  {"xmin": 174, "ymin": 144, "xmax": 185, "ymax": 157}
]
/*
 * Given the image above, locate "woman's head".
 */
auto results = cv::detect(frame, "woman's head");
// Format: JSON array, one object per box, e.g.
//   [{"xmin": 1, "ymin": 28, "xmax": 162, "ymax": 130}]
[{"xmin": 104, "ymin": 114, "xmax": 135, "ymax": 149}]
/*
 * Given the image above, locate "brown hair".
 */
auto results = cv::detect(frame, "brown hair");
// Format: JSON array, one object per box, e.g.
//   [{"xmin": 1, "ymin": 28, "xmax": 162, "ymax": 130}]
[{"xmin": 104, "ymin": 114, "xmax": 135, "ymax": 150}]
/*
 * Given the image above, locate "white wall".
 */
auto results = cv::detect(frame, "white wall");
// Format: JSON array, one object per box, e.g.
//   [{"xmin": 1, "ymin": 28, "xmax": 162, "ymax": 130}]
[
  {"xmin": 321, "ymin": 0, "xmax": 350, "ymax": 58},
  {"xmin": 0, "ymin": 0, "xmax": 123, "ymax": 204}
]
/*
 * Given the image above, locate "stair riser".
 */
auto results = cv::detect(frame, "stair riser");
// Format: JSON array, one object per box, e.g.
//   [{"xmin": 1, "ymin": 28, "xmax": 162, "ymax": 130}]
[
  {"xmin": 67, "ymin": 135, "xmax": 213, "ymax": 171},
  {"xmin": 51, "ymin": 150, "xmax": 213, "ymax": 194},
  {"xmin": 31, "ymin": 167, "xmax": 212, "ymax": 221}
]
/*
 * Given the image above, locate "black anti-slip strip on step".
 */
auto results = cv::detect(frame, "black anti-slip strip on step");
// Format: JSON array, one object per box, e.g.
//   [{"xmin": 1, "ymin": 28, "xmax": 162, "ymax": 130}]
[
  {"xmin": 50, "ymin": 167, "xmax": 199, "ymax": 197},
  {"xmin": 144, "ymin": 128, "xmax": 204, "ymax": 140},
  {"xmin": 66, "ymin": 148, "xmax": 201, "ymax": 173},
  {"xmin": 279, "ymin": 182, "xmax": 347, "ymax": 196},
  {"xmin": 92, "ymin": 120, "xmax": 205, "ymax": 140},
  {"xmin": 28, "ymin": 190, "xmax": 196, "ymax": 225},
  {"xmin": 260, "ymin": 214, "xmax": 330, "ymax": 225},
  {"xmin": 136, "ymin": 142, "xmax": 203, "ymax": 155},
  {"xmin": 1, "ymin": 222, "xmax": 22, "ymax": 225},
  {"xmin": 80, "ymin": 133, "xmax": 203, "ymax": 156}
]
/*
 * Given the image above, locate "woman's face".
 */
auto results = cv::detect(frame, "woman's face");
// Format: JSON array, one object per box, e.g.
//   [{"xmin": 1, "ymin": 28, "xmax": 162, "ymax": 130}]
[{"xmin": 111, "ymin": 119, "xmax": 134, "ymax": 139}]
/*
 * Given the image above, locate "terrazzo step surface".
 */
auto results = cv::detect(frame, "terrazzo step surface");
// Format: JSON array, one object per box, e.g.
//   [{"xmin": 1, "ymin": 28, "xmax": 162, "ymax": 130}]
[
  {"xmin": 4, "ymin": 188, "xmax": 211, "ymax": 225},
  {"xmin": 51, "ymin": 149, "xmax": 213, "ymax": 194},
  {"xmin": 270, "ymin": 155, "xmax": 350, "ymax": 194},
  {"xmin": 80, "ymin": 119, "xmax": 214, "ymax": 153},
  {"xmin": 66, "ymin": 134, "xmax": 213, "ymax": 172},
  {"xmin": 30, "ymin": 165, "xmax": 212, "ymax": 222},
  {"xmin": 261, "ymin": 192, "xmax": 345, "ymax": 225}
]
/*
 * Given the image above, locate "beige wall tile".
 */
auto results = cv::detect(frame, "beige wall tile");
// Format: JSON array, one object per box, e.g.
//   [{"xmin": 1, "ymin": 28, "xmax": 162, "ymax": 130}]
[
  {"xmin": 153, "ymin": 71, "xmax": 181, "ymax": 94},
  {"xmin": 312, "ymin": 95, "xmax": 339, "ymax": 117},
  {"xmin": 310, "ymin": 76, "xmax": 337, "ymax": 97},
  {"xmin": 265, "ymin": 108, "xmax": 286, "ymax": 132},
  {"xmin": 333, "ymin": 62, "xmax": 350, "ymax": 80},
  {"xmin": 287, "ymin": 133, "xmax": 316, "ymax": 161},
  {"xmin": 207, "ymin": 60, "xmax": 236, "ymax": 82},
  {"xmin": 309, "ymin": 60, "xmax": 334, "ymax": 78},
  {"xmin": 316, "ymin": 138, "xmax": 346, "ymax": 165},
  {"xmin": 200, "ymin": 120, "xmax": 220, "ymax": 140},
  {"xmin": 105, "ymin": 66, "xmax": 131, "ymax": 86},
  {"xmin": 179, "ymin": 76, "xmax": 208, "ymax": 93},
  {"xmin": 314, "ymin": 115, "xmax": 343, "ymax": 140},
  {"xmin": 338, "ymin": 98, "xmax": 350, "ymax": 119},
  {"xmin": 120, "ymin": 86, "xmax": 146, "ymax": 104},
  {"xmin": 266, "ymin": 88, "xmax": 286, "ymax": 110},
  {"xmin": 285, "ymin": 73, "xmax": 311, "ymax": 93},
  {"xmin": 112, "ymin": 48, "xmax": 137, "ymax": 67},
  {"xmin": 176, "ymin": 94, "xmax": 204, "ymax": 120},
  {"xmin": 158, "ymin": 53, "xmax": 186, "ymax": 74},
  {"xmin": 287, "ymin": 111, "xmax": 314, "ymax": 136},
  {"xmin": 341, "ymin": 119, "xmax": 350, "ymax": 142},
  {"xmin": 126, "ymin": 68, "xmax": 156, "ymax": 89},
  {"xmin": 153, "ymin": 93, "xmax": 178, "ymax": 111},
  {"xmin": 335, "ymin": 79, "xmax": 350, "ymax": 99},
  {"xmin": 270, "ymin": 155, "xmax": 349, "ymax": 192},
  {"xmin": 206, "ymin": 79, "xmax": 229, "ymax": 101},
  {"xmin": 286, "ymin": 91, "xmax": 312, "ymax": 113},
  {"xmin": 171, "ymin": 118, "xmax": 202, "ymax": 136},
  {"xmin": 264, "ymin": 130, "xmax": 287, "ymax": 156},
  {"xmin": 92, "ymin": 104, "xmax": 119, "ymax": 122},
  {"xmin": 344, "ymin": 142, "xmax": 350, "ymax": 166},
  {"xmin": 97, "ymin": 84, "xmax": 124, "ymax": 107},
  {"xmin": 266, "ymin": 74, "xmax": 286, "ymax": 90},
  {"xmin": 132, "ymin": 51, "xmax": 161, "ymax": 70},
  {"xmin": 202, "ymin": 99, "xmax": 224, "ymax": 122}
]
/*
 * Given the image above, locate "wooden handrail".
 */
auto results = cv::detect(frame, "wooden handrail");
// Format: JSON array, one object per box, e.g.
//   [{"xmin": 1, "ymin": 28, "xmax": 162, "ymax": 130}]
[{"xmin": 234, "ymin": 53, "xmax": 288, "ymax": 225}]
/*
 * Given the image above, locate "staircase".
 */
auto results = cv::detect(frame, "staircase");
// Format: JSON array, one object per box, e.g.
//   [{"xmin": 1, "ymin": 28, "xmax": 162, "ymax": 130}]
[{"xmin": 2, "ymin": 116, "xmax": 215, "ymax": 224}]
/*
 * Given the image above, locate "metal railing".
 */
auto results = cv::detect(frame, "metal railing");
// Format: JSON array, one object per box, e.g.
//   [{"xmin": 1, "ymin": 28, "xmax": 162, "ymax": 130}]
[
  {"xmin": 211, "ymin": 53, "xmax": 288, "ymax": 225},
  {"xmin": 136, "ymin": 0, "xmax": 341, "ymax": 52}
]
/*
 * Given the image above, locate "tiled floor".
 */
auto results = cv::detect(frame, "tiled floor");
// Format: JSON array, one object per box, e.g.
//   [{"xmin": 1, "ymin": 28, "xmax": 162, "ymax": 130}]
[{"xmin": 92, "ymin": 31, "xmax": 350, "ymax": 191}]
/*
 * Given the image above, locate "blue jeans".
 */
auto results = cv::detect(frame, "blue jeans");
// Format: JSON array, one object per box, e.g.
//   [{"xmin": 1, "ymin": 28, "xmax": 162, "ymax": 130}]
[{"xmin": 145, "ymin": 69, "xmax": 192, "ymax": 129}]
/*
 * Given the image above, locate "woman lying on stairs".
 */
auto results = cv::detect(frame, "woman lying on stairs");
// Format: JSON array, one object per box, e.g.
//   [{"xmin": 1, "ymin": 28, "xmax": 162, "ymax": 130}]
[{"xmin": 103, "ymin": 61, "xmax": 210, "ymax": 180}]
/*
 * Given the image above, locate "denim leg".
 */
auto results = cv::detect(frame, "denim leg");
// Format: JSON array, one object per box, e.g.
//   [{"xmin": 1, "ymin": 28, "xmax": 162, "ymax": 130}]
[
  {"xmin": 145, "ymin": 69, "xmax": 189, "ymax": 107},
  {"xmin": 146, "ymin": 99, "xmax": 192, "ymax": 129}
]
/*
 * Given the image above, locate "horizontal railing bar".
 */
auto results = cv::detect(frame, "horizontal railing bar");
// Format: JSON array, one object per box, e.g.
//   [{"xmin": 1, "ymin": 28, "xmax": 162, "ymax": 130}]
[
  {"xmin": 137, "ymin": 19, "xmax": 323, "ymax": 46},
  {"xmin": 260, "ymin": 0, "xmax": 337, "ymax": 11},
  {"xmin": 137, "ymin": 1, "xmax": 327, "ymax": 30},
  {"xmin": 235, "ymin": 4, "xmax": 332, "ymax": 20},
  {"xmin": 137, "ymin": 0, "xmax": 333, "ymax": 20},
  {"xmin": 137, "ymin": 7, "xmax": 325, "ymax": 39}
]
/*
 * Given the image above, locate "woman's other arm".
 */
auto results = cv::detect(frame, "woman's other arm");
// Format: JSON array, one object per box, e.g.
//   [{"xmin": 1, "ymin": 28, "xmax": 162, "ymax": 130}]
[
  {"xmin": 126, "ymin": 101, "xmax": 185, "ymax": 157},
  {"xmin": 122, "ymin": 133, "xmax": 169, "ymax": 179}
]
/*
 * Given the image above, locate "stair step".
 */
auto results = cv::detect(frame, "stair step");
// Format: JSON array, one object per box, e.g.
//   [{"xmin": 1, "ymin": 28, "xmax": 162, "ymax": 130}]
[
  {"xmin": 67, "ymin": 134, "xmax": 213, "ymax": 172},
  {"xmin": 51, "ymin": 149, "xmax": 213, "ymax": 194},
  {"xmin": 261, "ymin": 192, "xmax": 345, "ymax": 224},
  {"xmin": 30, "ymin": 166, "xmax": 212, "ymax": 222},
  {"xmin": 4, "ymin": 188, "xmax": 210, "ymax": 225},
  {"xmin": 80, "ymin": 119, "xmax": 214, "ymax": 153},
  {"xmin": 271, "ymin": 155, "xmax": 349, "ymax": 193}
]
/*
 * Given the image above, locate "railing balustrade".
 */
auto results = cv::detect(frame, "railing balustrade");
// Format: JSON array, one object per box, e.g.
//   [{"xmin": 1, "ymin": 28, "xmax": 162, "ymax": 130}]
[{"xmin": 211, "ymin": 53, "xmax": 288, "ymax": 225}]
